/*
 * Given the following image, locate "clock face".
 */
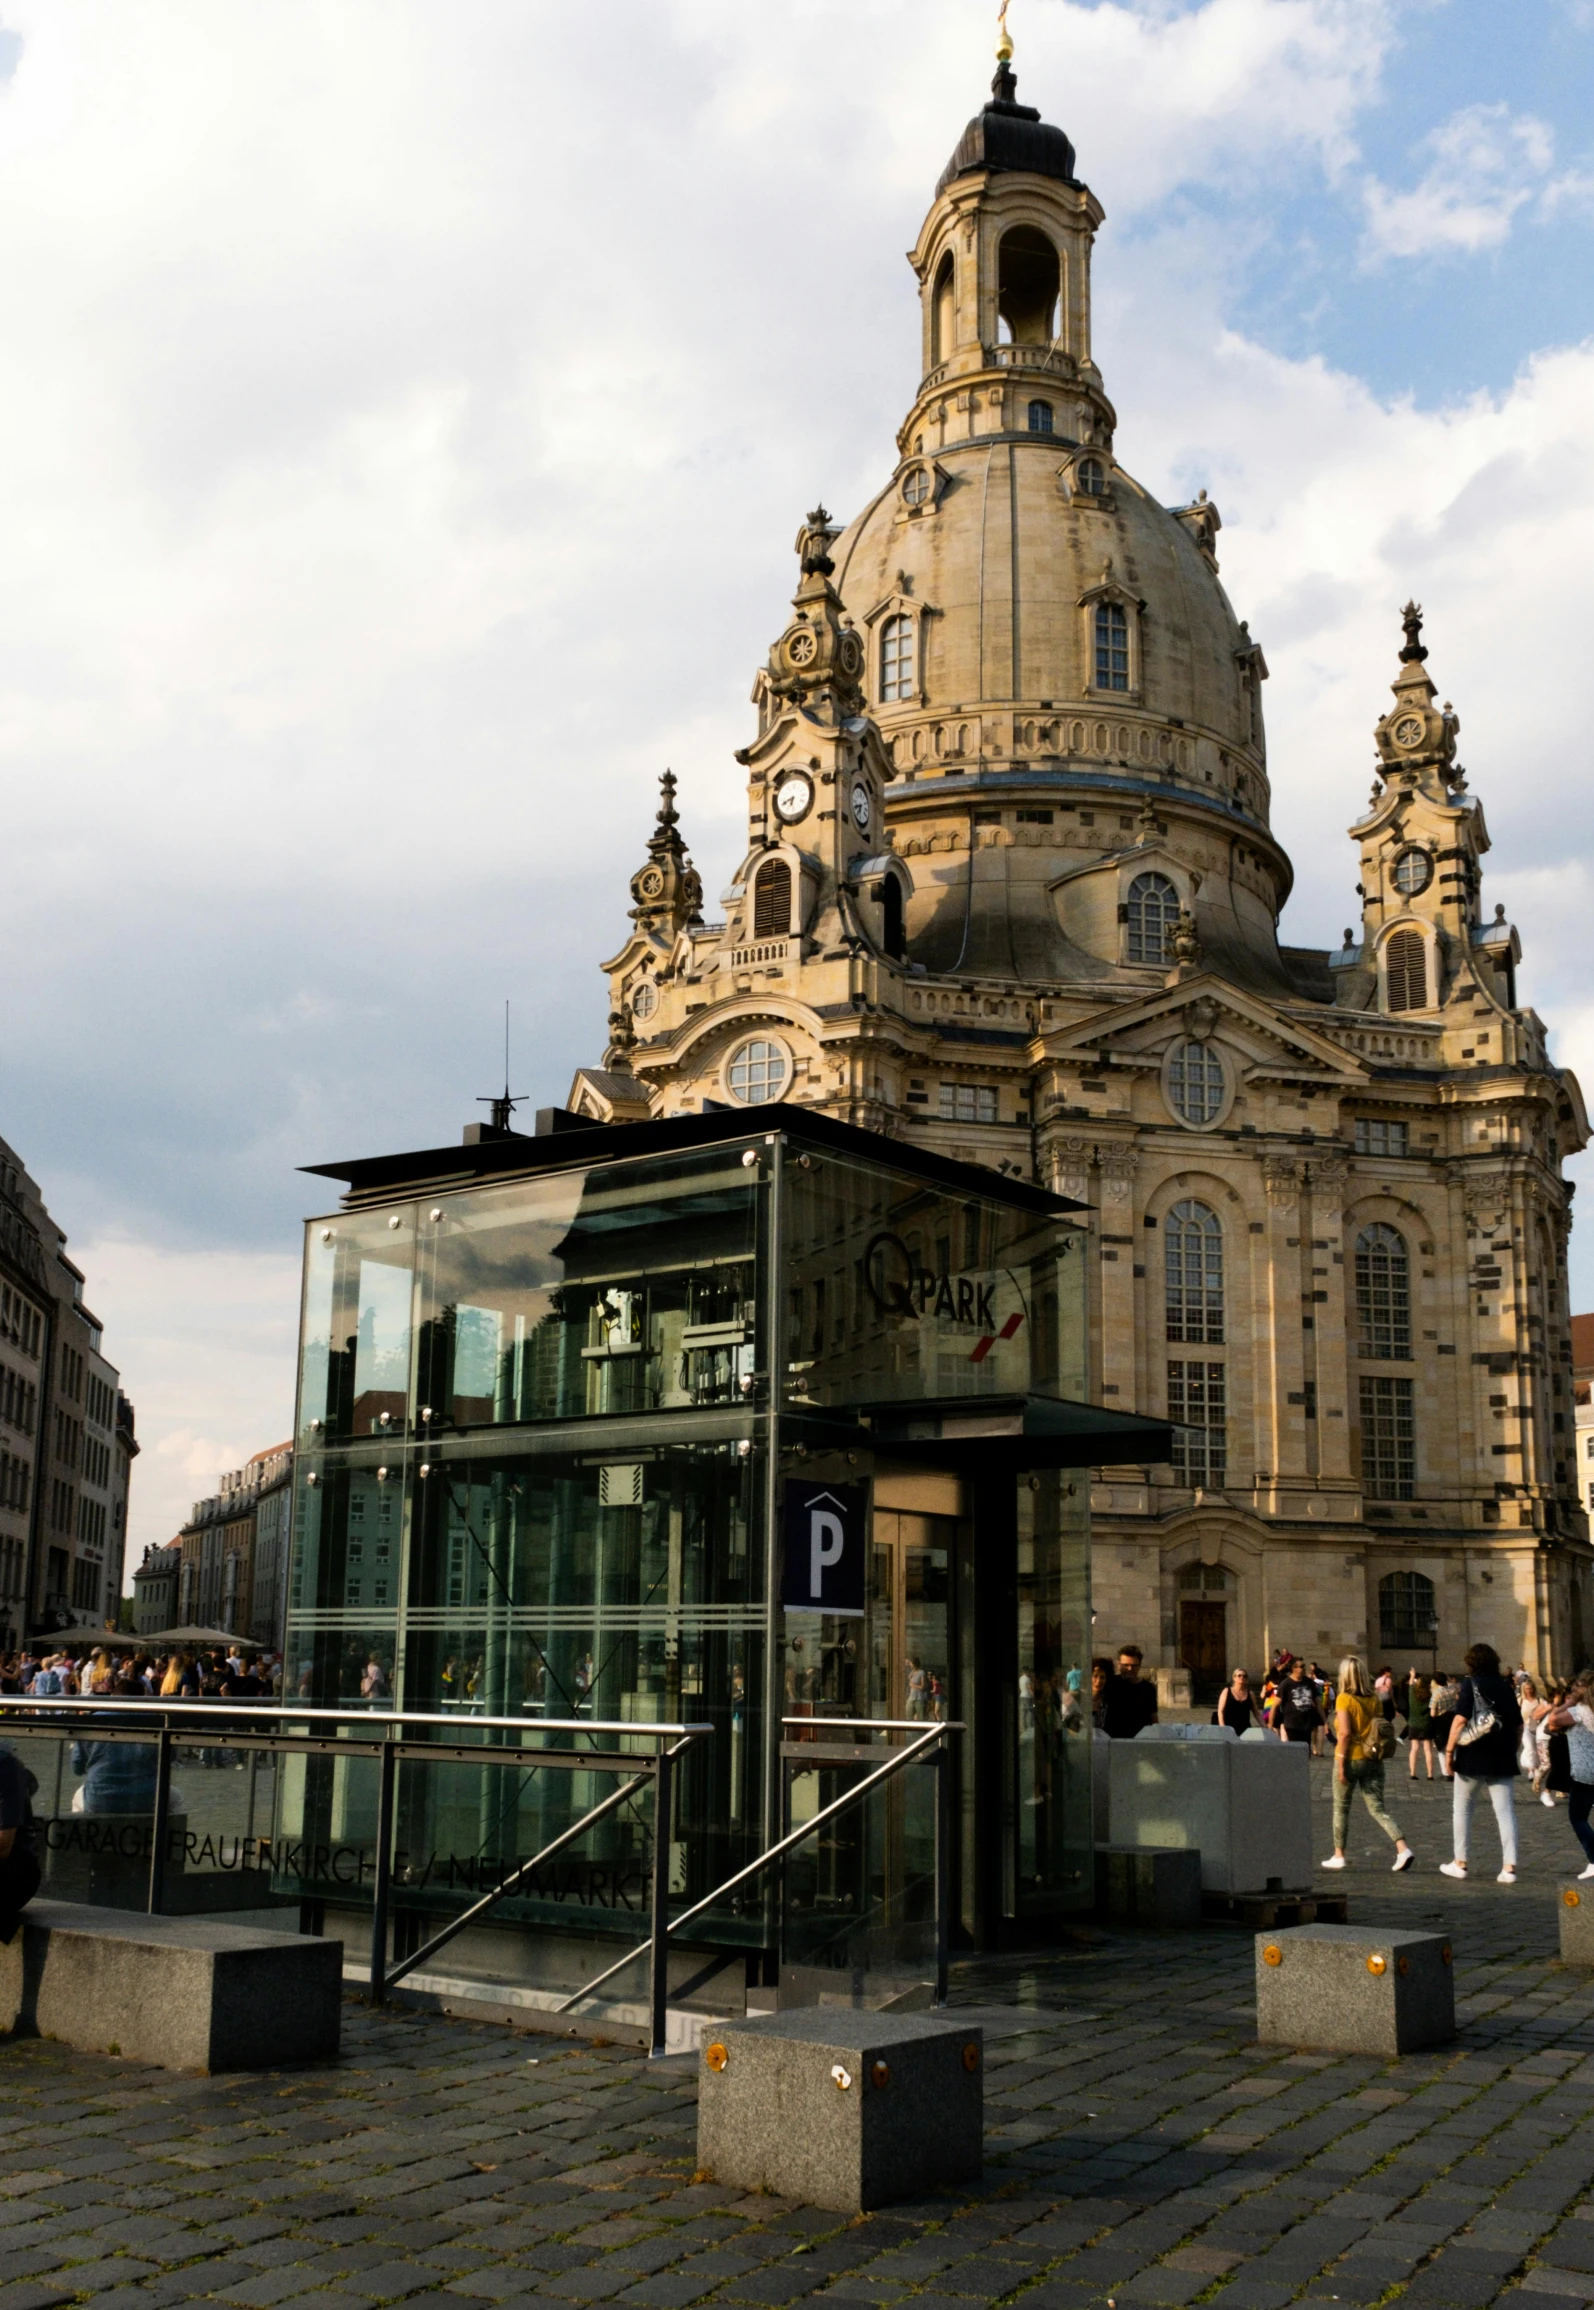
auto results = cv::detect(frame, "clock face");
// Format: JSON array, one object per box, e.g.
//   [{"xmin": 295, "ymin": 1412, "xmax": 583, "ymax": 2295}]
[
  {"xmin": 1392, "ymin": 713, "xmax": 1425, "ymax": 749},
  {"xmin": 774, "ymin": 771, "xmax": 814, "ymax": 824},
  {"xmin": 850, "ymin": 779, "xmax": 872, "ymax": 834}
]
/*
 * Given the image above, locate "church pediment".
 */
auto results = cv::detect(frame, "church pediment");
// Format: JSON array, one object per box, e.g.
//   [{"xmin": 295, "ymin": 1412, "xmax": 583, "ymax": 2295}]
[{"xmin": 1042, "ymin": 975, "xmax": 1370, "ymax": 1080}]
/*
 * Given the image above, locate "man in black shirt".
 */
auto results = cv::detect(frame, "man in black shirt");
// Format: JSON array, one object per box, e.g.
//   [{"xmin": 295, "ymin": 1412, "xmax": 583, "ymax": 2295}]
[
  {"xmin": 1102, "ymin": 1645, "xmax": 1159, "ymax": 1739},
  {"xmin": 0, "ymin": 1748, "xmax": 40, "ymax": 1942}
]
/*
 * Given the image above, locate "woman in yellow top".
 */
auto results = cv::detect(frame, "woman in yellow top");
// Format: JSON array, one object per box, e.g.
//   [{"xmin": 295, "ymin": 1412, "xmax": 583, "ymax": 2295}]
[{"xmin": 1323, "ymin": 1655, "xmax": 1415, "ymax": 1872}]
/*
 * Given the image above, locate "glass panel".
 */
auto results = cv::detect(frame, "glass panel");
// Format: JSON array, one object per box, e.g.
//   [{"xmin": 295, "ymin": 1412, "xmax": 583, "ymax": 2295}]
[
  {"xmin": 296, "ymin": 1207, "xmax": 417, "ymax": 1447},
  {"xmin": 781, "ymin": 1747, "xmax": 940, "ymax": 1983},
  {"xmin": 1015, "ymin": 1469, "xmax": 1092, "ymax": 1917},
  {"xmin": 781, "ymin": 1147, "xmax": 1084, "ymax": 1410}
]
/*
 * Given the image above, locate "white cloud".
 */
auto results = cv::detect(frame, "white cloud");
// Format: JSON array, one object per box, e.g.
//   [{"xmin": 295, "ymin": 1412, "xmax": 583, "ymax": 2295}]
[
  {"xmin": 1362, "ymin": 101, "xmax": 1574, "ymax": 260},
  {"xmin": 3, "ymin": 0, "xmax": 1594, "ymax": 1574}
]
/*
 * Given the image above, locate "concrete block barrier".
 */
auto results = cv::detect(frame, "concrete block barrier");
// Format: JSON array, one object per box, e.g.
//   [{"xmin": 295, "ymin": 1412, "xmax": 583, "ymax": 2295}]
[
  {"xmin": 0, "ymin": 1899, "xmax": 342, "ymax": 2072},
  {"xmin": 697, "ymin": 2008, "xmax": 982, "ymax": 2212},
  {"xmin": 1095, "ymin": 1843, "xmax": 1203, "ymax": 1928},
  {"xmin": 1255, "ymin": 1922, "xmax": 1455, "ymax": 2056}
]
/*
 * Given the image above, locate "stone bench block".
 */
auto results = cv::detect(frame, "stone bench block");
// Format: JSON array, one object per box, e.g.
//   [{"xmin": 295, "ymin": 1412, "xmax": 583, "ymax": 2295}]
[
  {"xmin": 0, "ymin": 1899, "xmax": 343, "ymax": 2073},
  {"xmin": 1095, "ymin": 1843, "xmax": 1203, "ymax": 1928},
  {"xmin": 1256, "ymin": 1923, "xmax": 1455, "ymax": 2056},
  {"xmin": 1558, "ymin": 1882, "xmax": 1594, "ymax": 1962},
  {"xmin": 1108, "ymin": 1732, "xmax": 1312, "ymax": 1895},
  {"xmin": 697, "ymin": 2008, "xmax": 982, "ymax": 2212}
]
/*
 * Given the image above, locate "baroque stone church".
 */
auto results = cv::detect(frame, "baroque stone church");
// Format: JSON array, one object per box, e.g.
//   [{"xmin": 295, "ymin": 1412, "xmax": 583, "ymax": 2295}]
[{"xmin": 567, "ymin": 51, "xmax": 1590, "ymax": 1687}]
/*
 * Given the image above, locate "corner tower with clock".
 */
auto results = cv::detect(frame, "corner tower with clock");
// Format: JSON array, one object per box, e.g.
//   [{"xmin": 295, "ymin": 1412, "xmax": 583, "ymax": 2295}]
[{"xmin": 734, "ymin": 509, "xmax": 906, "ymax": 966}]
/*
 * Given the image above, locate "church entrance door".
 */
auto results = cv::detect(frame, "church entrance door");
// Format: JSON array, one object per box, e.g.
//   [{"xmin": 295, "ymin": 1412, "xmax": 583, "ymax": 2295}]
[{"xmin": 1180, "ymin": 1600, "xmax": 1227, "ymax": 1707}]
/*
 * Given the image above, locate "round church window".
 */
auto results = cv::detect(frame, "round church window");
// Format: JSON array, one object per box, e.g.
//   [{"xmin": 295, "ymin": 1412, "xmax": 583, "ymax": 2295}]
[
  {"xmin": 726, "ymin": 1038, "xmax": 790, "ymax": 1105},
  {"xmin": 1393, "ymin": 847, "xmax": 1432, "ymax": 897},
  {"xmin": 901, "ymin": 465, "xmax": 931, "ymax": 508},
  {"xmin": 630, "ymin": 981, "xmax": 657, "ymax": 1021}
]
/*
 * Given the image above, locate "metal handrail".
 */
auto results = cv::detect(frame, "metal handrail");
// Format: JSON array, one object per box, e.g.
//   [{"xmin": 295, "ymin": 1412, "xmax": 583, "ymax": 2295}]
[
  {"xmin": 556, "ymin": 1717, "xmax": 959, "ymax": 2024},
  {"xmin": 0, "ymin": 1696, "xmax": 711, "ymax": 1738},
  {"xmin": 0, "ymin": 1692, "xmax": 710, "ymax": 2050}
]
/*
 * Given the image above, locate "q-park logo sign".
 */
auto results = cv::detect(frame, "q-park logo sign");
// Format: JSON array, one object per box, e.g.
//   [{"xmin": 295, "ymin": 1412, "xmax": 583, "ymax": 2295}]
[
  {"xmin": 863, "ymin": 1231, "xmax": 1026, "ymax": 1364},
  {"xmin": 780, "ymin": 1480, "xmax": 867, "ymax": 1618}
]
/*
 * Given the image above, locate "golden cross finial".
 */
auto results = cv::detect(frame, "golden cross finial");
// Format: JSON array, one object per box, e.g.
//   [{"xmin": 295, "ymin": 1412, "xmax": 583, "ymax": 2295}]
[{"xmin": 996, "ymin": 0, "xmax": 1013, "ymax": 64}]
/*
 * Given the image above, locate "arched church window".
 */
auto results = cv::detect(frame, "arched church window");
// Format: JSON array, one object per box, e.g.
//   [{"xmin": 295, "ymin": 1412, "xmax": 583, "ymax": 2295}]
[
  {"xmin": 1076, "ymin": 457, "xmax": 1105, "ymax": 496},
  {"xmin": 1127, "ymin": 872, "xmax": 1179, "ymax": 965},
  {"xmin": 1356, "ymin": 1223, "xmax": 1411, "ymax": 1361},
  {"xmin": 1165, "ymin": 1200, "xmax": 1224, "ymax": 1344},
  {"xmin": 996, "ymin": 225, "xmax": 1059, "ymax": 345},
  {"xmin": 1027, "ymin": 399, "xmax": 1054, "ymax": 435},
  {"xmin": 931, "ymin": 250, "xmax": 955, "ymax": 367},
  {"xmin": 1378, "ymin": 1570, "xmax": 1435, "ymax": 1651},
  {"xmin": 752, "ymin": 861, "xmax": 791, "ymax": 940},
  {"xmin": 1167, "ymin": 1040, "xmax": 1225, "ymax": 1127},
  {"xmin": 1094, "ymin": 602, "xmax": 1129, "ymax": 691},
  {"xmin": 879, "ymin": 876, "xmax": 905, "ymax": 959},
  {"xmin": 1385, "ymin": 927, "xmax": 1427, "ymax": 1012},
  {"xmin": 880, "ymin": 614, "xmax": 915, "ymax": 702},
  {"xmin": 725, "ymin": 1038, "xmax": 789, "ymax": 1105}
]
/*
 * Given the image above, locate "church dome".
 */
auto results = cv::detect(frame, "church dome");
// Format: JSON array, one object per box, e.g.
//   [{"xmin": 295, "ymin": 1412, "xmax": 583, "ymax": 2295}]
[{"xmin": 935, "ymin": 63, "xmax": 1078, "ymax": 196}]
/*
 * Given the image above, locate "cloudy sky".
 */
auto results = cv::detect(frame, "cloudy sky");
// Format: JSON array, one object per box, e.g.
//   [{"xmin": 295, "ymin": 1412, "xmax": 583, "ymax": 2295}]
[{"xmin": 1, "ymin": 0, "xmax": 1591, "ymax": 1573}]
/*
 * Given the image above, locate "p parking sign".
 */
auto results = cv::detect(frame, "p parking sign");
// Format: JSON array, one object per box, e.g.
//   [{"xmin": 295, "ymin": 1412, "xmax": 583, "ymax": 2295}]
[{"xmin": 780, "ymin": 1480, "xmax": 867, "ymax": 1618}]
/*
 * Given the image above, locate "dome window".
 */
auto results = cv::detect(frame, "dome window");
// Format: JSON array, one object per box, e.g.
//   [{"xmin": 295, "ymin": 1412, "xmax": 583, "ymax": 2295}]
[
  {"xmin": 752, "ymin": 861, "xmax": 791, "ymax": 939},
  {"xmin": 1393, "ymin": 847, "xmax": 1432, "ymax": 897},
  {"xmin": 901, "ymin": 465, "xmax": 931, "ymax": 508},
  {"xmin": 997, "ymin": 226, "xmax": 1059, "ymax": 345},
  {"xmin": 1094, "ymin": 602, "xmax": 1129, "ymax": 692},
  {"xmin": 726, "ymin": 1037, "xmax": 789, "ymax": 1105},
  {"xmin": 1126, "ymin": 872, "xmax": 1179, "ymax": 964},
  {"xmin": 880, "ymin": 614, "xmax": 915, "ymax": 702},
  {"xmin": 931, "ymin": 250, "xmax": 955, "ymax": 367},
  {"xmin": 1077, "ymin": 457, "xmax": 1105, "ymax": 496},
  {"xmin": 1385, "ymin": 928, "xmax": 1427, "ymax": 1013},
  {"xmin": 1167, "ymin": 1040, "xmax": 1225, "ymax": 1127},
  {"xmin": 1027, "ymin": 400, "xmax": 1054, "ymax": 435}
]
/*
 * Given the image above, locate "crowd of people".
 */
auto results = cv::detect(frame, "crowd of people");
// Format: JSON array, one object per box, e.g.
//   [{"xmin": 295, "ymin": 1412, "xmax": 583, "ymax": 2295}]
[{"xmin": 0, "ymin": 1644, "xmax": 282, "ymax": 1702}]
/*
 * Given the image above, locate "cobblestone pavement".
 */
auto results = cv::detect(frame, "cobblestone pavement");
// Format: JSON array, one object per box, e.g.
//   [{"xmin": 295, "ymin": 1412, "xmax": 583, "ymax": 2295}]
[{"xmin": 6, "ymin": 1764, "xmax": 1594, "ymax": 2310}]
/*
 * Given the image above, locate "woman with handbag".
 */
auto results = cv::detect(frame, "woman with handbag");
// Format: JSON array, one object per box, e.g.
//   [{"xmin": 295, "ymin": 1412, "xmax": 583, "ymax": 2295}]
[
  {"xmin": 1440, "ymin": 1642, "xmax": 1523, "ymax": 1883},
  {"xmin": 1322, "ymin": 1656, "xmax": 1415, "ymax": 1872}
]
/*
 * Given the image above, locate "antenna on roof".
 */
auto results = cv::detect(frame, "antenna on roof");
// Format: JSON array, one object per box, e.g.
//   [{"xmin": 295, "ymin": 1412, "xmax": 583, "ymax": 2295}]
[{"xmin": 477, "ymin": 999, "xmax": 527, "ymax": 1134}]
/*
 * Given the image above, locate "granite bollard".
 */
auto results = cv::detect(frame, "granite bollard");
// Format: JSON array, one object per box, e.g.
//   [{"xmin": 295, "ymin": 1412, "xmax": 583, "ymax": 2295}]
[
  {"xmin": 1558, "ymin": 1883, "xmax": 1594, "ymax": 1963},
  {"xmin": 697, "ymin": 2009, "xmax": 982, "ymax": 2212},
  {"xmin": 1095, "ymin": 1843, "xmax": 1203, "ymax": 1928},
  {"xmin": 1255, "ymin": 1922, "xmax": 1455, "ymax": 2056},
  {"xmin": 0, "ymin": 1899, "xmax": 343, "ymax": 2072}
]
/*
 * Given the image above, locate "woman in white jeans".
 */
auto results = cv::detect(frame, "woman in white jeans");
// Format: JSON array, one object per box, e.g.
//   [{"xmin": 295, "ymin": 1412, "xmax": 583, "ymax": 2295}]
[{"xmin": 1440, "ymin": 1641, "xmax": 1524, "ymax": 1884}]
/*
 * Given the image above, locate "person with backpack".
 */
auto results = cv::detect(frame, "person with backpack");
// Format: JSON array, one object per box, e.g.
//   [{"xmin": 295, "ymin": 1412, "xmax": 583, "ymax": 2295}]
[
  {"xmin": 1440, "ymin": 1642, "xmax": 1524, "ymax": 1883},
  {"xmin": 1322, "ymin": 1655, "xmax": 1415, "ymax": 1872}
]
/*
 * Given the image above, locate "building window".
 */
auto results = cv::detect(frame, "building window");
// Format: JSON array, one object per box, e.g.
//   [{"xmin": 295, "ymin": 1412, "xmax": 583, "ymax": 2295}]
[
  {"xmin": 880, "ymin": 614, "xmax": 915, "ymax": 702},
  {"xmin": 1379, "ymin": 1570, "xmax": 1437, "ymax": 1651},
  {"xmin": 1356, "ymin": 1223, "xmax": 1411, "ymax": 1360},
  {"xmin": 726, "ymin": 1038, "xmax": 789, "ymax": 1104},
  {"xmin": 1077, "ymin": 457, "xmax": 1105, "ymax": 496},
  {"xmin": 1393, "ymin": 848, "xmax": 1432, "ymax": 897},
  {"xmin": 1027, "ymin": 399, "xmax": 1054, "ymax": 434},
  {"xmin": 1360, "ymin": 1374, "xmax": 1415, "ymax": 1499},
  {"xmin": 1167, "ymin": 1040, "xmax": 1225, "ymax": 1126},
  {"xmin": 1094, "ymin": 602, "xmax": 1129, "ymax": 690},
  {"xmin": 1354, "ymin": 1118, "xmax": 1408, "ymax": 1157},
  {"xmin": 1165, "ymin": 1201, "xmax": 1224, "ymax": 1344},
  {"xmin": 1169, "ymin": 1361, "xmax": 1226, "ymax": 1487},
  {"xmin": 939, "ymin": 1084, "xmax": 998, "ymax": 1124},
  {"xmin": 901, "ymin": 465, "xmax": 931, "ymax": 508},
  {"xmin": 1127, "ymin": 871, "xmax": 1179, "ymax": 964},
  {"xmin": 752, "ymin": 860, "xmax": 791, "ymax": 939},
  {"xmin": 1385, "ymin": 927, "xmax": 1427, "ymax": 1013}
]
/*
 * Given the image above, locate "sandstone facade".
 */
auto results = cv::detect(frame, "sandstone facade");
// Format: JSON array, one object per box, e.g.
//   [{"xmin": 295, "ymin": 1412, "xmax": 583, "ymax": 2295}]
[{"xmin": 571, "ymin": 61, "xmax": 1590, "ymax": 1684}]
